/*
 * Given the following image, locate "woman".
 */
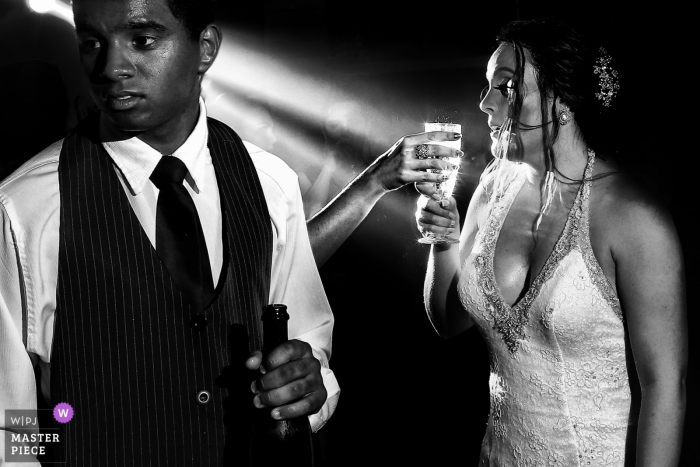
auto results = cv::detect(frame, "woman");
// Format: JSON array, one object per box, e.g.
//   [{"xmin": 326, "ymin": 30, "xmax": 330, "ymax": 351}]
[{"xmin": 416, "ymin": 19, "xmax": 686, "ymax": 465}]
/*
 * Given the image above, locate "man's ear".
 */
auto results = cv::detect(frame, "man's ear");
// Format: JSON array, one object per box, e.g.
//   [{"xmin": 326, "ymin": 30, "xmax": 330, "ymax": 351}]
[{"xmin": 199, "ymin": 25, "xmax": 221, "ymax": 74}]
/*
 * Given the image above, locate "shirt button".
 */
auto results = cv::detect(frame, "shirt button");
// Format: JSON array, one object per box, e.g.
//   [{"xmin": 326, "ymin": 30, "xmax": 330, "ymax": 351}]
[{"xmin": 196, "ymin": 390, "xmax": 211, "ymax": 405}]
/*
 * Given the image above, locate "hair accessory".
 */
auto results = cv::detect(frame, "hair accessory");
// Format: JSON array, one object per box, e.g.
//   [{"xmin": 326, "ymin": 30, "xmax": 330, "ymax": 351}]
[
  {"xmin": 558, "ymin": 107, "xmax": 572, "ymax": 126},
  {"xmin": 593, "ymin": 47, "xmax": 619, "ymax": 107}
]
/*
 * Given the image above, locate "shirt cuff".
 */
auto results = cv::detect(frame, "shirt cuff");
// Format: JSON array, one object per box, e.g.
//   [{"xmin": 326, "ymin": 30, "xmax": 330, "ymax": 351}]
[{"xmin": 308, "ymin": 365, "xmax": 340, "ymax": 433}]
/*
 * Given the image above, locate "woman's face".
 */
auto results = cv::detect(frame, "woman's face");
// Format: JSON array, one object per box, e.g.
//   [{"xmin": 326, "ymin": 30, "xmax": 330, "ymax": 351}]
[{"xmin": 480, "ymin": 43, "xmax": 548, "ymax": 165}]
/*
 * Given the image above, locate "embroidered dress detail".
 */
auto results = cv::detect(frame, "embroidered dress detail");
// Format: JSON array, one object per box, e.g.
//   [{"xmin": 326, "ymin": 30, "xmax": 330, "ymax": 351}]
[
  {"xmin": 458, "ymin": 149, "xmax": 631, "ymax": 466},
  {"xmin": 474, "ymin": 150, "xmax": 606, "ymax": 355},
  {"xmin": 578, "ymin": 165, "xmax": 623, "ymax": 321}
]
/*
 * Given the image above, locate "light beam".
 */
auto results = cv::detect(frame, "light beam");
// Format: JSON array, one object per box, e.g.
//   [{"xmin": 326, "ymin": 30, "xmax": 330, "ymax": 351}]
[{"xmin": 27, "ymin": 0, "xmax": 74, "ymax": 25}]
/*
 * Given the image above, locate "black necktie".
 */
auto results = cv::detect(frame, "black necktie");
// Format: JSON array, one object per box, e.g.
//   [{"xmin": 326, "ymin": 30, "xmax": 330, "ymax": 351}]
[{"xmin": 150, "ymin": 156, "xmax": 215, "ymax": 312}]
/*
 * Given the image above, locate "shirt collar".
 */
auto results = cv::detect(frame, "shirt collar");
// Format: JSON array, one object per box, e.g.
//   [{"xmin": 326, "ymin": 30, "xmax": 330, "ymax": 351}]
[{"xmin": 102, "ymin": 97, "xmax": 209, "ymax": 195}]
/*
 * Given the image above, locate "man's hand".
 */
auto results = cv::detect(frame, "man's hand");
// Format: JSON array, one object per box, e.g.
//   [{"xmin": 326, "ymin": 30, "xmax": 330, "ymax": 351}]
[{"xmin": 246, "ymin": 339, "xmax": 326, "ymax": 420}]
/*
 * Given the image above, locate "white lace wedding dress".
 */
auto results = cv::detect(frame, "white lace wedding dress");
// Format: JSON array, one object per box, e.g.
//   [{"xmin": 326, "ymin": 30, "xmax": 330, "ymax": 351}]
[{"xmin": 458, "ymin": 153, "xmax": 631, "ymax": 466}]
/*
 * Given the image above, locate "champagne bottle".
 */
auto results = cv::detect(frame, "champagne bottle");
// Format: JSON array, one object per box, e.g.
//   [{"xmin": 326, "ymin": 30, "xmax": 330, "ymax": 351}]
[{"xmin": 250, "ymin": 304, "xmax": 315, "ymax": 467}]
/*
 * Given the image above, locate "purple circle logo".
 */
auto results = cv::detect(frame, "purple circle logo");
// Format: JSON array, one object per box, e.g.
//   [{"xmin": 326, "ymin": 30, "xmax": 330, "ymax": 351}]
[{"xmin": 53, "ymin": 402, "xmax": 74, "ymax": 423}]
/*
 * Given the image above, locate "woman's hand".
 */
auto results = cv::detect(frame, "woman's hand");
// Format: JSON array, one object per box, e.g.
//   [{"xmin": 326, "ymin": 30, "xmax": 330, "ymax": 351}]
[
  {"xmin": 415, "ymin": 194, "xmax": 459, "ymax": 240},
  {"xmin": 416, "ymin": 194, "xmax": 459, "ymax": 243},
  {"xmin": 306, "ymin": 130, "xmax": 462, "ymax": 268},
  {"xmin": 418, "ymin": 190, "xmax": 472, "ymax": 338},
  {"xmin": 366, "ymin": 130, "xmax": 463, "ymax": 193}
]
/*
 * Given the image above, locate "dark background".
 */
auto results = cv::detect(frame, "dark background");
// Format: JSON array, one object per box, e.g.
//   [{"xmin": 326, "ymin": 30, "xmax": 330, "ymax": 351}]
[{"xmin": 0, "ymin": 0, "xmax": 695, "ymax": 465}]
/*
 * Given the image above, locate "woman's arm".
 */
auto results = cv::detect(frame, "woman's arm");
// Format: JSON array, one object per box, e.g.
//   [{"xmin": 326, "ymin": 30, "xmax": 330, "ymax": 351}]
[
  {"xmin": 610, "ymin": 187, "xmax": 687, "ymax": 466},
  {"xmin": 418, "ymin": 181, "xmax": 487, "ymax": 338},
  {"xmin": 305, "ymin": 159, "xmax": 386, "ymax": 268},
  {"xmin": 307, "ymin": 131, "xmax": 462, "ymax": 268}
]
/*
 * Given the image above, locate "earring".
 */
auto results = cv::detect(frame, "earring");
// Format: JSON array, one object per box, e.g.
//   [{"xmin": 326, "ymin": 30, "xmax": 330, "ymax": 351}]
[{"xmin": 558, "ymin": 107, "xmax": 572, "ymax": 126}]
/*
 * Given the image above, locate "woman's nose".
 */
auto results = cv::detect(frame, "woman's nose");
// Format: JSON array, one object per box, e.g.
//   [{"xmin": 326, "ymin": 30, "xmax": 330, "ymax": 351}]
[{"xmin": 479, "ymin": 87, "xmax": 495, "ymax": 115}]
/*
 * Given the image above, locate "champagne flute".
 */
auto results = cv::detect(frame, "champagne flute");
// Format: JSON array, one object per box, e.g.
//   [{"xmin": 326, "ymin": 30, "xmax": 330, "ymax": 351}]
[{"xmin": 418, "ymin": 122, "xmax": 462, "ymax": 245}]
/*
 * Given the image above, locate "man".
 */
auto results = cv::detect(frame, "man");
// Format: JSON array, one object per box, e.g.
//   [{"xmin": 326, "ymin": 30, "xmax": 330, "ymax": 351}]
[{"xmin": 0, "ymin": 0, "xmax": 338, "ymax": 464}]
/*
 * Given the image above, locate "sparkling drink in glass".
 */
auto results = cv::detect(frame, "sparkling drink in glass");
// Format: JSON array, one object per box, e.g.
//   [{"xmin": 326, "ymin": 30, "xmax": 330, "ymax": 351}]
[{"xmin": 418, "ymin": 122, "xmax": 462, "ymax": 245}]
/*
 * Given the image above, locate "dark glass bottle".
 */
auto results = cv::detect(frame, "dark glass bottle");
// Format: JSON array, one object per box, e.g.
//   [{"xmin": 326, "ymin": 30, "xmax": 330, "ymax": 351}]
[{"xmin": 250, "ymin": 304, "xmax": 315, "ymax": 467}]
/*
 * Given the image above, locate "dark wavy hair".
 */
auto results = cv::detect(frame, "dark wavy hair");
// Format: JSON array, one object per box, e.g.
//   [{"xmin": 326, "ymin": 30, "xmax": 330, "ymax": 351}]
[
  {"xmin": 496, "ymin": 18, "xmax": 613, "ymax": 175},
  {"xmin": 482, "ymin": 18, "xmax": 618, "ymax": 235},
  {"xmin": 167, "ymin": 0, "xmax": 216, "ymax": 41}
]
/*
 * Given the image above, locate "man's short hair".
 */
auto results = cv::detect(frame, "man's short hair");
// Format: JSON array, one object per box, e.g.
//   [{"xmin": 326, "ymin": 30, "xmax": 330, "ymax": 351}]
[{"xmin": 167, "ymin": 0, "xmax": 215, "ymax": 41}]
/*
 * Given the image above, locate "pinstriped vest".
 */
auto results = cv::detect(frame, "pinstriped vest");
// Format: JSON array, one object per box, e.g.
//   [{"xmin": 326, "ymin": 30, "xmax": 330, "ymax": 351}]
[{"xmin": 51, "ymin": 117, "xmax": 273, "ymax": 466}]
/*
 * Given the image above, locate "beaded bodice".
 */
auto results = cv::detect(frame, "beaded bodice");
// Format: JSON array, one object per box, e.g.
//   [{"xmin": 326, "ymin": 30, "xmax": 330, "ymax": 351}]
[{"xmin": 459, "ymin": 152, "xmax": 631, "ymax": 466}]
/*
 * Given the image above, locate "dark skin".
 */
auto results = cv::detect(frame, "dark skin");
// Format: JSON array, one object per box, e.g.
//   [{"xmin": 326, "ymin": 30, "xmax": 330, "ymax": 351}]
[
  {"xmin": 307, "ymin": 132, "xmax": 463, "ymax": 267},
  {"xmin": 72, "ymin": 0, "xmax": 326, "ymax": 420}
]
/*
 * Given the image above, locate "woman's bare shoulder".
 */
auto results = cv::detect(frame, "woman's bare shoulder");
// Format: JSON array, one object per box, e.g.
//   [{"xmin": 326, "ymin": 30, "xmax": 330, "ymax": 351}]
[{"xmin": 590, "ymin": 160, "xmax": 679, "ymax": 252}]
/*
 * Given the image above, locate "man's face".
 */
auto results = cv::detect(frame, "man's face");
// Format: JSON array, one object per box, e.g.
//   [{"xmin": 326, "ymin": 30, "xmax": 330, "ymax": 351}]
[{"xmin": 73, "ymin": 0, "xmax": 205, "ymax": 143}]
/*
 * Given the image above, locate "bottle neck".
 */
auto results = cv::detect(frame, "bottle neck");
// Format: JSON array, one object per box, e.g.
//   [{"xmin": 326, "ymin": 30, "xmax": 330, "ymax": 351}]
[
  {"xmin": 261, "ymin": 304, "xmax": 289, "ymax": 357},
  {"xmin": 262, "ymin": 318, "xmax": 288, "ymax": 357}
]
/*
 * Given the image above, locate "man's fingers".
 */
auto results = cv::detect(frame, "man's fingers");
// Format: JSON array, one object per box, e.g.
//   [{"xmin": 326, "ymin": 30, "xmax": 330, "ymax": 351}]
[
  {"xmin": 272, "ymin": 390, "xmax": 327, "ymax": 420},
  {"xmin": 245, "ymin": 340, "xmax": 316, "ymax": 384},
  {"xmin": 263, "ymin": 339, "xmax": 313, "ymax": 372},
  {"xmin": 254, "ymin": 372, "xmax": 321, "ymax": 408},
  {"xmin": 256, "ymin": 356, "xmax": 320, "ymax": 392},
  {"xmin": 252, "ymin": 359, "xmax": 326, "ymax": 418},
  {"xmin": 245, "ymin": 350, "xmax": 263, "ymax": 371},
  {"xmin": 256, "ymin": 383, "xmax": 327, "ymax": 420}
]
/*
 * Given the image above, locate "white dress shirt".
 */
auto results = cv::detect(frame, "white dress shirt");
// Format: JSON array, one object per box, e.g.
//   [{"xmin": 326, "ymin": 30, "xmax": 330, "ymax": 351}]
[{"xmin": 0, "ymin": 99, "xmax": 339, "ymax": 465}]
